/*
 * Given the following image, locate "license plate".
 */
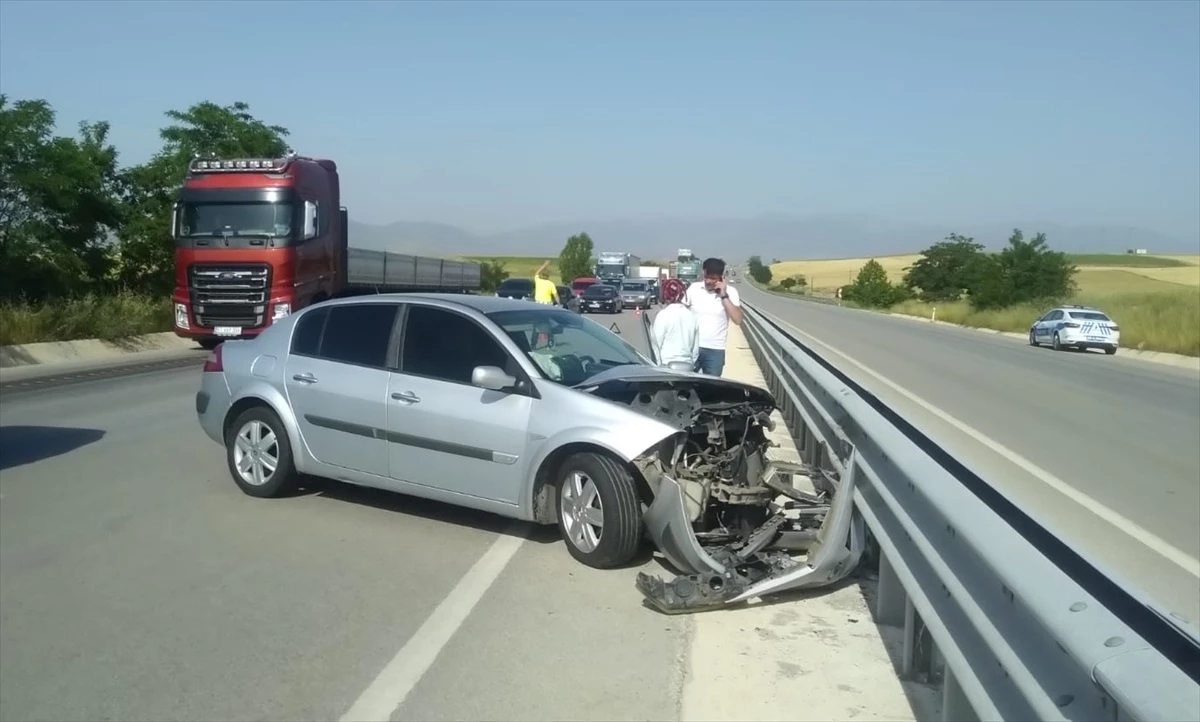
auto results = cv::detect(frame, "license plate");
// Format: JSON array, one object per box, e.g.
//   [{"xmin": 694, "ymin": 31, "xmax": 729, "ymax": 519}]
[
  {"xmin": 1088, "ymin": 336, "xmax": 1106, "ymax": 342},
  {"xmin": 214, "ymin": 326, "xmax": 242, "ymax": 337}
]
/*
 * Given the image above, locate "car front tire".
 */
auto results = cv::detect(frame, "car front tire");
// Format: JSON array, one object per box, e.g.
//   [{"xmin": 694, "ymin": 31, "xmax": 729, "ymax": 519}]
[
  {"xmin": 555, "ymin": 452, "xmax": 642, "ymax": 569},
  {"xmin": 1029, "ymin": 330, "xmax": 1038, "ymax": 347},
  {"xmin": 225, "ymin": 405, "xmax": 299, "ymax": 499}
]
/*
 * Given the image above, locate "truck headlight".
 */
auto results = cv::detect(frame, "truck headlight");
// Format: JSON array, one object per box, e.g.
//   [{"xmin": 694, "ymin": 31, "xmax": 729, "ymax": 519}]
[
  {"xmin": 175, "ymin": 303, "xmax": 189, "ymax": 329},
  {"xmin": 272, "ymin": 303, "xmax": 291, "ymax": 321}
]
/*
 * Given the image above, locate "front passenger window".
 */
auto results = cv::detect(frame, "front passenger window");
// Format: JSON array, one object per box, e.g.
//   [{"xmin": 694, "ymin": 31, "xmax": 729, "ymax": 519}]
[
  {"xmin": 318, "ymin": 303, "xmax": 399, "ymax": 368},
  {"xmin": 402, "ymin": 306, "xmax": 511, "ymax": 384}
]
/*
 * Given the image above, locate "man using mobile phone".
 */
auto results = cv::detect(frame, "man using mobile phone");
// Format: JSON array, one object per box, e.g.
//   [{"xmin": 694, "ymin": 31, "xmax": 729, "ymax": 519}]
[{"xmin": 683, "ymin": 257, "xmax": 742, "ymax": 376}]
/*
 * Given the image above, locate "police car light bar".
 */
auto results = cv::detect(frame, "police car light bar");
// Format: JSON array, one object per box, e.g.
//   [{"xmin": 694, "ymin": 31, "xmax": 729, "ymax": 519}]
[{"xmin": 189, "ymin": 158, "xmax": 290, "ymax": 173}]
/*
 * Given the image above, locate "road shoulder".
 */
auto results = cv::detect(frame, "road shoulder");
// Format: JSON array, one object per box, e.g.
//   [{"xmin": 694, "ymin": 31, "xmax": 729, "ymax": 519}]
[{"xmin": 680, "ymin": 322, "xmax": 933, "ymax": 722}]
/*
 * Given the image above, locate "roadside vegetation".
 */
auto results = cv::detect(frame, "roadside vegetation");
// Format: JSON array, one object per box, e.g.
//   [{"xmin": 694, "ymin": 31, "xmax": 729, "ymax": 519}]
[
  {"xmin": 760, "ymin": 236, "xmax": 1200, "ymax": 356},
  {"xmin": 0, "ymin": 94, "xmax": 293, "ymax": 345}
]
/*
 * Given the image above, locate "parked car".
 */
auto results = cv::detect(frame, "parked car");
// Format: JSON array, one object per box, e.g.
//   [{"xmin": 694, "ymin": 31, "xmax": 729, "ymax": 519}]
[
  {"xmin": 619, "ymin": 281, "xmax": 653, "ymax": 309},
  {"xmin": 194, "ymin": 294, "xmax": 833, "ymax": 613},
  {"xmin": 556, "ymin": 284, "xmax": 582, "ymax": 313},
  {"xmin": 580, "ymin": 284, "xmax": 620, "ymax": 314},
  {"xmin": 496, "ymin": 278, "xmax": 535, "ymax": 301},
  {"xmin": 1029, "ymin": 304, "xmax": 1120, "ymax": 355}
]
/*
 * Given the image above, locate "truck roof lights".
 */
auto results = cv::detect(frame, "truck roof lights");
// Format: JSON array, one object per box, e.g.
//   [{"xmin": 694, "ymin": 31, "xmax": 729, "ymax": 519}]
[{"xmin": 190, "ymin": 158, "xmax": 290, "ymax": 173}]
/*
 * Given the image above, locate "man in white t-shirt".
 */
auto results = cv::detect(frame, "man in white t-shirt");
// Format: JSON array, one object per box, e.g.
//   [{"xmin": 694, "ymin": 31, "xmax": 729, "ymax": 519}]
[{"xmin": 683, "ymin": 257, "xmax": 742, "ymax": 376}]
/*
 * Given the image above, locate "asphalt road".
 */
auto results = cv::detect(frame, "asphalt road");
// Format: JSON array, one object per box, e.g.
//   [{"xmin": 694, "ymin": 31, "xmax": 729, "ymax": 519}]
[
  {"xmin": 741, "ymin": 282, "xmax": 1200, "ymax": 626},
  {"xmin": 0, "ymin": 310, "xmax": 691, "ymax": 722}
]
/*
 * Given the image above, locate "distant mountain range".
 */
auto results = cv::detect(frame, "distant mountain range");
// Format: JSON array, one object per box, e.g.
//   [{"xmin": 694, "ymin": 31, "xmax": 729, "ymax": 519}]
[{"xmin": 346, "ymin": 214, "xmax": 1198, "ymax": 261}]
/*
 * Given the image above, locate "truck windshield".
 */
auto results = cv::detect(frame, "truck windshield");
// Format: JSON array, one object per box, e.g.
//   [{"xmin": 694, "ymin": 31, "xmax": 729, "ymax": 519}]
[
  {"xmin": 178, "ymin": 202, "xmax": 294, "ymax": 238},
  {"xmin": 596, "ymin": 264, "xmax": 624, "ymax": 278}
]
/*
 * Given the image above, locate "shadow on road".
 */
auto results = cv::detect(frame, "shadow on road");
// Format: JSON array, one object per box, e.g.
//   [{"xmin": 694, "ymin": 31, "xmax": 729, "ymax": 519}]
[
  {"xmin": 0, "ymin": 425, "xmax": 106, "ymax": 470},
  {"xmin": 290, "ymin": 476, "xmax": 660, "ymax": 567}
]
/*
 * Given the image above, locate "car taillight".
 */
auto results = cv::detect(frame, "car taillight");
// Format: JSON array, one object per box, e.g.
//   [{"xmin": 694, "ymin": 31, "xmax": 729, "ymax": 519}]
[
  {"xmin": 1110, "ymin": 325, "xmax": 1120, "ymax": 331},
  {"xmin": 203, "ymin": 344, "xmax": 224, "ymax": 373},
  {"xmin": 1062, "ymin": 322, "xmax": 1080, "ymax": 328}
]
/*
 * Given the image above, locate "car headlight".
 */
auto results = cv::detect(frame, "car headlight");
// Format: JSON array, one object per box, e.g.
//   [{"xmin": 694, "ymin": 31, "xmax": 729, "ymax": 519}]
[{"xmin": 272, "ymin": 303, "xmax": 291, "ymax": 321}]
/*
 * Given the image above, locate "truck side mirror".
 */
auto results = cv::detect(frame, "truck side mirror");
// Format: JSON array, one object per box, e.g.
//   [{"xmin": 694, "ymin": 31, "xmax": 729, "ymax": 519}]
[
  {"xmin": 303, "ymin": 201, "xmax": 318, "ymax": 240},
  {"xmin": 171, "ymin": 204, "xmax": 180, "ymax": 239}
]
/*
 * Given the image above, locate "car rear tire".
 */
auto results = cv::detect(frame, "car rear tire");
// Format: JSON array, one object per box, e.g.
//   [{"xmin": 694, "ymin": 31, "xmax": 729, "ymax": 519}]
[
  {"xmin": 555, "ymin": 451, "xmax": 642, "ymax": 569},
  {"xmin": 1105, "ymin": 346, "xmax": 1117, "ymax": 355},
  {"xmin": 225, "ymin": 406, "xmax": 299, "ymax": 499},
  {"xmin": 1052, "ymin": 332, "xmax": 1063, "ymax": 351}
]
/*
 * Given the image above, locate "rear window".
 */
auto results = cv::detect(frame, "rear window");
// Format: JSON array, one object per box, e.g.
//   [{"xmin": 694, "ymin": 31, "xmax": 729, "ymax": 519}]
[
  {"xmin": 1068, "ymin": 311, "xmax": 1111, "ymax": 322},
  {"xmin": 623, "ymin": 283, "xmax": 646, "ymax": 291},
  {"xmin": 499, "ymin": 279, "xmax": 534, "ymax": 291},
  {"xmin": 572, "ymin": 280, "xmax": 596, "ymax": 291},
  {"xmin": 583, "ymin": 285, "xmax": 615, "ymax": 298}
]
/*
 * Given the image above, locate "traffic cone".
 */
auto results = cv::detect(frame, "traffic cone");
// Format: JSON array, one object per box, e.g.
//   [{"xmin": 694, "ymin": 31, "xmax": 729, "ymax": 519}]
[{"xmin": 635, "ymin": 307, "xmax": 641, "ymax": 319}]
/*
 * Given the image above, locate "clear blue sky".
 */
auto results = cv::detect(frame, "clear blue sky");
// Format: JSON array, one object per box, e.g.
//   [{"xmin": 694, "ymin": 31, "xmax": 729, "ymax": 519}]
[{"xmin": 1, "ymin": 0, "xmax": 1197, "ymax": 239}]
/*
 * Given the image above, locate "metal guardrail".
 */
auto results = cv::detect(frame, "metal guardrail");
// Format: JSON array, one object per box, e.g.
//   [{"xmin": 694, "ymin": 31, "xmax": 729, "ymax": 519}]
[{"xmin": 738, "ymin": 302, "xmax": 1199, "ymax": 722}]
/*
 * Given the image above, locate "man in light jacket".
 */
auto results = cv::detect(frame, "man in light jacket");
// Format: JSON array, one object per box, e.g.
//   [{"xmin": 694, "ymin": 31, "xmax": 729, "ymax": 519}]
[{"xmin": 651, "ymin": 278, "xmax": 699, "ymax": 372}]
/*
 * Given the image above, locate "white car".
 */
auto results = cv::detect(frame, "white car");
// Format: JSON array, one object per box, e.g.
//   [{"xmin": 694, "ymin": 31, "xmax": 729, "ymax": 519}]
[{"xmin": 1029, "ymin": 305, "xmax": 1121, "ymax": 355}]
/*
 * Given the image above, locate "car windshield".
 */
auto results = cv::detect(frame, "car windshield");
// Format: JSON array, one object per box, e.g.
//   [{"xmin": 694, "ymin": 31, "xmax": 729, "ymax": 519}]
[
  {"xmin": 1068, "ymin": 311, "xmax": 1112, "ymax": 322},
  {"xmin": 487, "ymin": 308, "xmax": 649, "ymax": 386},
  {"xmin": 583, "ymin": 286, "xmax": 615, "ymax": 298},
  {"xmin": 623, "ymin": 283, "xmax": 646, "ymax": 291}
]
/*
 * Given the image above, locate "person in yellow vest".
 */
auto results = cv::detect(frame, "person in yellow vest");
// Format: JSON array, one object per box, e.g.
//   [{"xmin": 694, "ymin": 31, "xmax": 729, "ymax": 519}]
[{"xmin": 533, "ymin": 261, "xmax": 560, "ymax": 305}]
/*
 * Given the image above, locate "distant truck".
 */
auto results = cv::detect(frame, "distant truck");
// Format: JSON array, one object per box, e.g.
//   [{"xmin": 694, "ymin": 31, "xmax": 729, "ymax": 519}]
[
  {"xmin": 172, "ymin": 154, "xmax": 481, "ymax": 349},
  {"xmin": 595, "ymin": 251, "xmax": 641, "ymax": 286},
  {"xmin": 671, "ymin": 248, "xmax": 701, "ymax": 283}
]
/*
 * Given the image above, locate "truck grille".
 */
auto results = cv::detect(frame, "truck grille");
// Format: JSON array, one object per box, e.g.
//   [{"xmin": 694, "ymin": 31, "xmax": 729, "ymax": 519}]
[{"xmin": 188, "ymin": 263, "xmax": 272, "ymax": 328}]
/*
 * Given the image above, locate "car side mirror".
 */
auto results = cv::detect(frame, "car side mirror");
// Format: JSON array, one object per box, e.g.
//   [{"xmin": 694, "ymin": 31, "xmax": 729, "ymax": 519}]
[{"xmin": 472, "ymin": 365, "xmax": 517, "ymax": 392}]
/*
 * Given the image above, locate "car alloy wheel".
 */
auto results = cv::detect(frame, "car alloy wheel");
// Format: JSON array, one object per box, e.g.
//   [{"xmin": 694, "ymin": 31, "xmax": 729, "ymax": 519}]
[
  {"xmin": 555, "ymin": 452, "xmax": 641, "ymax": 568},
  {"xmin": 1029, "ymin": 330, "xmax": 1037, "ymax": 346},
  {"xmin": 225, "ymin": 406, "xmax": 299, "ymax": 498}
]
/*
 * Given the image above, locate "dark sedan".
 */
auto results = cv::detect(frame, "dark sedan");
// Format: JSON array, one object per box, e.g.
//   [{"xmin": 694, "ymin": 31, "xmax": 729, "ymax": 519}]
[
  {"xmin": 580, "ymin": 284, "xmax": 620, "ymax": 314},
  {"xmin": 495, "ymin": 278, "xmax": 535, "ymax": 301}
]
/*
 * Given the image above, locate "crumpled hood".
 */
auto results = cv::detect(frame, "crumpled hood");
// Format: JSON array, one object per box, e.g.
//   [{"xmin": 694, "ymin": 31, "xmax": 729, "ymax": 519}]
[{"xmin": 573, "ymin": 365, "xmax": 777, "ymax": 408}]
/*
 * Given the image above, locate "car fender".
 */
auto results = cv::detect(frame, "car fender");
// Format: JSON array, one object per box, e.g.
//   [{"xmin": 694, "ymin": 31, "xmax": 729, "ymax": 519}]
[
  {"xmin": 520, "ymin": 417, "xmax": 679, "ymax": 510},
  {"xmin": 226, "ymin": 380, "xmax": 308, "ymax": 473}
]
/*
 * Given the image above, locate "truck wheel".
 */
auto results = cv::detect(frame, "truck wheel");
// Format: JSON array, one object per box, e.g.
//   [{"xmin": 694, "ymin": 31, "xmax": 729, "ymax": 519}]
[
  {"xmin": 556, "ymin": 452, "xmax": 642, "ymax": 569},
  {"xmin": 225, "ymin": 406, "xmax": 299, "ymax": 499}
]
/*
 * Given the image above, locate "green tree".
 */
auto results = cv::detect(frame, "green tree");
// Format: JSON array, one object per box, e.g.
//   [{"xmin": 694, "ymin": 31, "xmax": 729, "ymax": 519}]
[
  {"xmin": 966, "ymin": 229, "xmax": 1077, "ymax": 310},
  {"xmin": 479, "ymin": 259, "xmax": 510, "ymax": 292},
  {"xmin": 778, "ymin": 276, "xmax": 797, "ymax": 290},
  {"xmin": 117, "ymin": 101, "xmax": 290, "ymax": 293},
  {"xmin": 747, "ymin": 255, "xmax": 772, "ymax": 284},
  {"xmin": 0, "ymin": 95, "xmax": 123, "ymax": 301},
  {"xmin": 843, "ymin": 259, "xmax": 908, "ymax": 307},
  {"xmin": 903, "ymin": 233, "xmax": 986, "ymax": 302},
  {"xmin": 558, "ymin": 232, "xmax": 595, "ymax": 283}
]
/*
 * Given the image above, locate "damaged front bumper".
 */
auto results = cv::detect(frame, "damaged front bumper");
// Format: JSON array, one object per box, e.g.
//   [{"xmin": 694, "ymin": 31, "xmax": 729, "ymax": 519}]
[{"xmin": 636, "ymin": 458, "xmax": 867, "ymax": 614}]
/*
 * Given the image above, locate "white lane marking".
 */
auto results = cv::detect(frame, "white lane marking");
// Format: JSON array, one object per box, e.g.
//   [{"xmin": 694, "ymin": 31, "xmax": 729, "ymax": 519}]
[
  {"xmin": 761, "ymin": 308, "xmax": 1200, "ymax": 579},
  {"xmin": 339, "ymin": 530, "xmax": 527, "ymax": 722}
]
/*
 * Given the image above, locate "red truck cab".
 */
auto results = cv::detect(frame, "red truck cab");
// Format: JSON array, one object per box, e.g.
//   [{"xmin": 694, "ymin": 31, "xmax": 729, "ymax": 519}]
[{"xmin": 172, "ymin": 155, "xmax": 346, "ymax": 349}]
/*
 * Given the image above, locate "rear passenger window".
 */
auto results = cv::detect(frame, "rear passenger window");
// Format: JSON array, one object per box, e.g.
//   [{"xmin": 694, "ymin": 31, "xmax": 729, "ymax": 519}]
[
  {"xmin": 401, "ymin": 306, "xmax": 510, "ymax": 384},
  {"xmin": 291, "ymin": 307, "xmax": 328, "ymax": 357},
  {"xmin": 318, "ymin": 303, "xmax": 399, "ymax": 368}
]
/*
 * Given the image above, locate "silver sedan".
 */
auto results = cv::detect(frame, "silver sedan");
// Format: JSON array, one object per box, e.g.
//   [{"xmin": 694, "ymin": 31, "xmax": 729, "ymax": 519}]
[{"xmin": 195, "ymin": 294, "xmax": 841, "ymax": 613}]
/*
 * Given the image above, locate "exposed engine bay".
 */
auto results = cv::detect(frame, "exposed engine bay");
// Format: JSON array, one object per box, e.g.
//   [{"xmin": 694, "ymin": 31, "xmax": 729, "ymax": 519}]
[{"xmin": 581, "ymin": 370, "xmax": 856, "ymax": 614}]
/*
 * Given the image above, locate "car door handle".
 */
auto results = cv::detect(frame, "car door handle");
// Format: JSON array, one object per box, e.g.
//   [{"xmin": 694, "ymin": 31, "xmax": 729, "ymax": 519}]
[
  {"xmin": 391, "ymin": 391, "xmax": 421, "ymax": 404},
  {"xmin": 292, "ymin": 373, "xmax": 318, "ymax": 384}
]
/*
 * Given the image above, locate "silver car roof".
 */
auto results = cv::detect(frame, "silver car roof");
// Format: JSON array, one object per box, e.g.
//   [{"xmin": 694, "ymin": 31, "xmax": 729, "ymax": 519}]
[{"xmin": 308, "ymin": 293, "xmax": 556, "ymax": 314}]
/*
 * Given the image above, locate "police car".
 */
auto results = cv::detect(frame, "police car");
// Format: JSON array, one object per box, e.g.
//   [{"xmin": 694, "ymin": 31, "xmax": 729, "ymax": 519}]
[{"xmin": 1028, "ymin": 305, "xmax": 1121, "ymax": 355}]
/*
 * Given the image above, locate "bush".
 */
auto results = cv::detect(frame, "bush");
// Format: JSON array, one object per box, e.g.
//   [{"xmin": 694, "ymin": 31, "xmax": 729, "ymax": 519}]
[
  {"xmin": 0, "ymin": 291, "xmax": 172, "ymax": 345},
  {"xmin": 842, "ymin": 259, "xmax": 910, "ymax": 308}
]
